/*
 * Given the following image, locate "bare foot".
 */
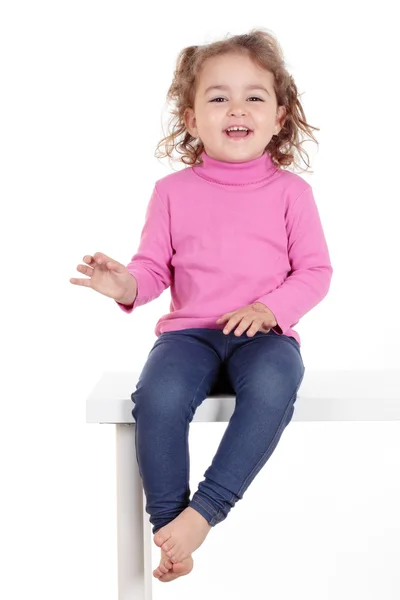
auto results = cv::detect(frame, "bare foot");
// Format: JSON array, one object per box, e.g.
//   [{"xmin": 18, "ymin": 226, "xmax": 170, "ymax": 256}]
[
  {"xmin": 153, "ymin": 506, "xmax": 212, "ymax": 564},
  {"xmin": 153, "ymin": 548, "xmax": 194, "ymax": 582}
]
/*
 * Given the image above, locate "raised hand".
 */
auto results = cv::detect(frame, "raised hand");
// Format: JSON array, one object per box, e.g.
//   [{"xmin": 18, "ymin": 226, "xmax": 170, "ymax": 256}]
[{"xmin": 69, "ymin": 252, "xmax": 137, "ymax": 305}]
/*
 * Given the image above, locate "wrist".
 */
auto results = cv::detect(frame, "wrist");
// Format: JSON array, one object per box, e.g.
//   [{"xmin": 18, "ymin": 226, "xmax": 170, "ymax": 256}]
[{"xmin": 117, "ymin": 277, "xmax": 137, "ymax": 305}]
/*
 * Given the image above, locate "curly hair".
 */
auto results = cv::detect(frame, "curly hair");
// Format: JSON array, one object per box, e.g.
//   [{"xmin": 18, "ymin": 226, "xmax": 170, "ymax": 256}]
[{"xmin": 154, "ymin": 28, "xmax": 320, "ymax": 174}]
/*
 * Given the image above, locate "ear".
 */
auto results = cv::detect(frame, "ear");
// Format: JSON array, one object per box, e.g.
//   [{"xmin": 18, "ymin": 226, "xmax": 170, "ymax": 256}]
[
  {"xmin": 274, "ymin": 105, "xmax": 286, "ymax": 135},
  {"xmin": 184, "ymin": 107, "xmax": 198, "ymax": 138}
]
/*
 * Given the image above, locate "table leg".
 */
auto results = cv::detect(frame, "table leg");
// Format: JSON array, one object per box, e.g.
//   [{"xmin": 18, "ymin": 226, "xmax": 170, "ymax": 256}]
[{"xmin": 115, "ymin": 424, "xmax": 153, "ymax": 600}]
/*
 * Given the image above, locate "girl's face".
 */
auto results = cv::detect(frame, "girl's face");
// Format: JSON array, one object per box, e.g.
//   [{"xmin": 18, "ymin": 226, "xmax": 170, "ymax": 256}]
[{"xmin": 184, "ymin": 53, "xmax": 286, "ymax": 162}]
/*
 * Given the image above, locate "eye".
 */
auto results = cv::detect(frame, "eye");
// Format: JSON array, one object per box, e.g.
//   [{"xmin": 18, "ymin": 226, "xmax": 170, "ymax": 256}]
[{"xmin": 210, "ymin": 97, "xmax": 263, "ymax": 102}]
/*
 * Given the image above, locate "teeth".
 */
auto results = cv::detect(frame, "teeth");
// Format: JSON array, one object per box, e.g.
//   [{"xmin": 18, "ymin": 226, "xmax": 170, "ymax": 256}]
[{"xmin": 226, "ymin": 126, "xmax": 249, "ymax": 132}]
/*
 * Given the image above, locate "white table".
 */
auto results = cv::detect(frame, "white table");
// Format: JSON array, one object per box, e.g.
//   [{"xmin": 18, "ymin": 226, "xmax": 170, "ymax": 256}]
[{"xmin": 86, "ymin": 370, "xmax": 400, "ymax": 600}]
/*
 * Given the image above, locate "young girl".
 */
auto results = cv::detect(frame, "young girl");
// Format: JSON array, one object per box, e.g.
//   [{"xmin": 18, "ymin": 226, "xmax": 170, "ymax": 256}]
[{"xmin": 70, "ymin": 28, "xmax": 333, "ymax": 582}]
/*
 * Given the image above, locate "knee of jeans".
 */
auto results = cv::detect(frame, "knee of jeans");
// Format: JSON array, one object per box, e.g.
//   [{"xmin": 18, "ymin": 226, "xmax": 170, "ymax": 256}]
[
  {"xmin": 131, "ymin": 383, "xmax": 190, "ymax": 419},
  {"xmin": 250, "ymin": 371, "xmax": 302, "ymax": 411}
]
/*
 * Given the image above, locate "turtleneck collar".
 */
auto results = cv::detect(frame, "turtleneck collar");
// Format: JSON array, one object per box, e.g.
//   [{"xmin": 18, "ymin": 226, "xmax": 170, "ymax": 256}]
[{"xmin": 192, "ymin": 150, "xmax": 278, "ymax": 187}]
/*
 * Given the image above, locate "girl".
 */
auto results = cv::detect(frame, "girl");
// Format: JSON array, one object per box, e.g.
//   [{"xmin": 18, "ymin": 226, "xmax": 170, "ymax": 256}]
[{"xmin": 70, "ymin": 28, "xmax": 333, "ymax": 583}]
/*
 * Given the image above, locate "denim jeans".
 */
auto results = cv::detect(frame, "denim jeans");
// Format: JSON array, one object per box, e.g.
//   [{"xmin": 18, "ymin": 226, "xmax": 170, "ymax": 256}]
[{"xmin": 131, "ymin": 327, "xmax": 305, "ymax": 534}]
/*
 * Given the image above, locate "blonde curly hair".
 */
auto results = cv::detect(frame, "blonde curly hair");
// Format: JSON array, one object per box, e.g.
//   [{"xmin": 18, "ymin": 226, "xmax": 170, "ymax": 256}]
[{"xmin": 155, "ymin": 28, "xmax": 320, "ymax": 174}]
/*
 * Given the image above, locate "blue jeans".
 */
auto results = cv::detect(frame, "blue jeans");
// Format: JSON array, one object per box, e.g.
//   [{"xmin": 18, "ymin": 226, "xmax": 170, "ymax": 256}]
[{"xmin": 131, "ymin": 328, "xmax": 305, "ymax": 534}]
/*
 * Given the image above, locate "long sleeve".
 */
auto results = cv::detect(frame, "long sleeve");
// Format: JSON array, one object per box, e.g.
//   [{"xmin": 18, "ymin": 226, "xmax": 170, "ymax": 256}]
[
  {"xmin": 254, "ymin": 185, "xmax": 333, "ymax": 335},
  {"xmin": 116, "ymin": 184, "xmax": 174, "ymax": 313}
]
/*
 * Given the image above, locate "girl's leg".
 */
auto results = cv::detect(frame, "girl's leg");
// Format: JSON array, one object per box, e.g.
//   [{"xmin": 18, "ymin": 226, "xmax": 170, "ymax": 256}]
[
  {"xmin": 188, "ymin": 331, "xmax": 305, "ymax": 525},
  {"xmin": 131, "ymin": 329, "xmax": 224, "ymax": 534}
]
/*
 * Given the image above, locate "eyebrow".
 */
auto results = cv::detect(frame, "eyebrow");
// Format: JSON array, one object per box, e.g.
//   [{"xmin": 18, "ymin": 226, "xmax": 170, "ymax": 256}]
[{"xmin": 204, "ymin": 84, "xmax": 271, "ymax": 96}]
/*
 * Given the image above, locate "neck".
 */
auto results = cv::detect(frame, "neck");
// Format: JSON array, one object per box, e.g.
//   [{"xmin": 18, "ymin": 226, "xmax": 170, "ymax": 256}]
[{"xmin": 192, "ymin": 150, "xmax": 277, "ymax": 186}]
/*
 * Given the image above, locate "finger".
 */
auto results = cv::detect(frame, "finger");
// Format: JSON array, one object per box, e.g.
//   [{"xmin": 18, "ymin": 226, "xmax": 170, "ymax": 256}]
[
  {"xmin": 83, "ymin": 255, "xmax": 94, "ymax": 265},
  {"xmin": 69, "ymin": 262, "xmax": 91, "ymax": 284},
  {"xmin": 69, "ymin": 276, "xmax": 92, "ymax": 287},
  {"xmin": 233, "ymin": 317, "xmax": 253, "ymax": 336},
  {"xmin": 93, "ymin": 253, "xmax": 124, "ymax": 273},
  {"xmin": 76, "ymin": 263, "xmax": 93, "ymax": 275},
  {"xmin": 260, "ymin": 327, "xmax": 272, "ymax": 334},
  {"xmin": 246, "ymin": 320, "xmax": 262, "ymax": 337},
  {"xmin": 104, "ymin": 258, "xmax": 125, "ymax": 273},
  {"xmin": 216, "ymin": 312, "xmax": 233, "ymax": 324},
  {"xmin": 260, "ymin": 319, "xmax": 273, "ymax": 333},
  {"xmin": 93, "ymin": 252, "xmax": 110, "ymax": 265},
  {"xmin": 222, "ymin": 314, "xmax": 243, "ymax": 335}
]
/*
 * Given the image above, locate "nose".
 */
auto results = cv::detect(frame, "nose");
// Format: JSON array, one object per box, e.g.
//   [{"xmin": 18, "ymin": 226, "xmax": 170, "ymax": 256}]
[
  {"xmin": 228, "ymin": 101, "xmax": 247, "ymax": 116},
  {"xmin": 228, "ymin": 107, "xmax": 247, "ymax": 116}
]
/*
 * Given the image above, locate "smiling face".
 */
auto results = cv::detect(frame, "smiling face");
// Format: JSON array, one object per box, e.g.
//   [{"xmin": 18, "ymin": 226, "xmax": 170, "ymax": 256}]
[{"xmin": 184, "ymin": 52, "xmax": 286, "ymax": 162}]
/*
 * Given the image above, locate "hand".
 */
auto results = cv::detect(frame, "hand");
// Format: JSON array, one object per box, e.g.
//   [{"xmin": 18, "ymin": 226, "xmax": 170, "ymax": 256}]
[
  {"xmin": 216, "ymin": 302, "xmax": 278, "ymax": 337},
  {"xmin": 69, "ymin": 252, "xmax": 137, "ymax": 304}
]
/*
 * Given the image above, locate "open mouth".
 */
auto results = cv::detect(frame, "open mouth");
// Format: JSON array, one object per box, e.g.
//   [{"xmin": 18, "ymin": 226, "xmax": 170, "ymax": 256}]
[{"xmin": 224, "ymin": 129, "xmax": 253, "ymax": 140}]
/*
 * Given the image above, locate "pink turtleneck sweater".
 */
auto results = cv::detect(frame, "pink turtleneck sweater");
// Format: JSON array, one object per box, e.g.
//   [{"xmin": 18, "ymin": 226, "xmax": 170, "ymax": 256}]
[{"xmin": 116, "ymin": 150, "xmax": 333, "ymax": 346}]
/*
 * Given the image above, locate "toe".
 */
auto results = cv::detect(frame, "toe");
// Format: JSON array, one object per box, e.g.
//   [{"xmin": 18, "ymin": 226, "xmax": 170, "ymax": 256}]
[
  {"xmin": 161, "ymin": 540, "xmax": 173, "ymax": 552},
  {"xmin": 172, "ymin": 549, "xmax": 186, "ymax": 563},
  {"xmin": 154, "ymin": 530, "xmax": 170, "ymax": 547}
]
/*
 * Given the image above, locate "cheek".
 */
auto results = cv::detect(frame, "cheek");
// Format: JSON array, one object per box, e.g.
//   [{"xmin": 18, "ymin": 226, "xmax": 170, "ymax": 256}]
[
  {"xmin": 204, "ymin": 111, "xmax": 222, "ymax": 127},
  {"xmin": 199, "ymin": 118, "xmax": 222, "ymax": 137},
  {"xmin": 203, "ymin": 105, "xmax": 224, "ymax": 122}
]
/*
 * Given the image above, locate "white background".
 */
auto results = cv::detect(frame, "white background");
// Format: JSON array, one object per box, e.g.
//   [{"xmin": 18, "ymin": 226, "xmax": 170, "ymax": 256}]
[{"xmin": 1, "ymin": 1, "xmax": 400, "ymax": 598}]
